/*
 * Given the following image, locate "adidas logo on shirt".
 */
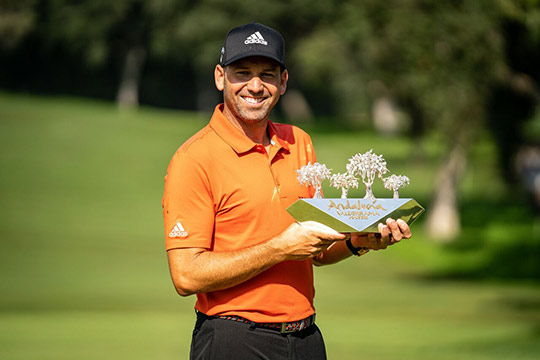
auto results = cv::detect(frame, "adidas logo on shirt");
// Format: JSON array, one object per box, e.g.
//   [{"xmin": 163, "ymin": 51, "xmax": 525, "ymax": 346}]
[
  {"xmin": 244, "ymin": 31, "xmax": 268, "ymax": 45},
  {"xmin": 169, "ymin": 221, "xmax": 188, "ymax": 238}
]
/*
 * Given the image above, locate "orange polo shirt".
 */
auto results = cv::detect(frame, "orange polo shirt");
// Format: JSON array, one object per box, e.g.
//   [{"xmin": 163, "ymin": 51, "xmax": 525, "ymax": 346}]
[{"xmin": 162, "ymin": 104, "xmax": 316, "ymax": 323}]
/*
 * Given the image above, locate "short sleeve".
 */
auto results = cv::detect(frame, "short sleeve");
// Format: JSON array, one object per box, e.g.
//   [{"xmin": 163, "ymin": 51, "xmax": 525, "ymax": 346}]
[{"xmin": 162, "ymin": 151, "xmax": 214, "ymax": 251}]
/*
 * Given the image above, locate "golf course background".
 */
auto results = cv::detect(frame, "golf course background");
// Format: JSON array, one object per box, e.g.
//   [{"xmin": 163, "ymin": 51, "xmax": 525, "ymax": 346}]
[{"xmin": 1, "ymin": 92, "xmax": 539, "ymax": 359}]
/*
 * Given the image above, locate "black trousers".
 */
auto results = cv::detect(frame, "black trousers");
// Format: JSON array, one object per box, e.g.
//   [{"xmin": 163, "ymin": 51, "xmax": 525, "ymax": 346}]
[{"xmin": 190, "ymin": 313, "xmax": 327, "ymax": 360}]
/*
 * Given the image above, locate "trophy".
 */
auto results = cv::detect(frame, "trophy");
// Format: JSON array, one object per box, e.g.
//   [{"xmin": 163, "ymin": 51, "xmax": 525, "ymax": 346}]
[{"xmin": 287, "ymin": 150, "xmax": 424, "ymax": 233}]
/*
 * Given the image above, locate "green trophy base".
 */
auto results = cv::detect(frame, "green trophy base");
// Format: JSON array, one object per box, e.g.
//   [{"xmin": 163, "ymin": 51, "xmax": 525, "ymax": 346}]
[{"xmin": 287, "ymin": 198, "xmax": 424, "ymax": 233}]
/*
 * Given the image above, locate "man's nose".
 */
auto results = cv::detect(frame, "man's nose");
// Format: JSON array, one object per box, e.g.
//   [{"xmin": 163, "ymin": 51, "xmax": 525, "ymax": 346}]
[{"xmin": 247, "ymin": 76, "xmax": 263, "ymax": 93}]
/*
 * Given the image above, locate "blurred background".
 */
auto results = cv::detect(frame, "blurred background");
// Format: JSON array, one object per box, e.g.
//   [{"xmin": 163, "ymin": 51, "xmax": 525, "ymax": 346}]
[{"xmin": 1, "ymin": 0, "xmax": 540, "ymax": 359}]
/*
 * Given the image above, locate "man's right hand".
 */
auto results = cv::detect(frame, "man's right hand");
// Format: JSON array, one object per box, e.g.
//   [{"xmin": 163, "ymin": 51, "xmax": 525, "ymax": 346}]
[{"xmin": 271, "ymin": 221, "xmax": 346, "ymax": 261}]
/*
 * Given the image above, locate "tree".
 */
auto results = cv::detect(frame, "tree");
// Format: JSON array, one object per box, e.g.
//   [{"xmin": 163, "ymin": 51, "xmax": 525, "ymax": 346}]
[
  {"xmin": 46, "ymin": 0, "xmax": 150, "ymax": 109},
  {"xmin": 348, "ymin": 150, "xmax": 389, "ymax": 201},
  {"xmin": 329, "ymin": 172, "xmax": 358, "ymax": 199},
  {"xmin": 382, "ymin": 174, "xmax": 410, "ymax": 199},
  {"xmin": 0, "ymin": 0, "xmax": 36, "ymax": 51},
  {"xmin": 488, "ymin": 0, "xmax": 540, "ymax": 184},
  {"xmin": 297, "ymin": 162, "xmax": 332, "ymax": 199},
  {"xmin": 294, "ymin": 0, "xmax": 506, "ymax": 240},
  {"xmin": 43, "ymin": 0, "xmax": 193, "ymax": 109}
]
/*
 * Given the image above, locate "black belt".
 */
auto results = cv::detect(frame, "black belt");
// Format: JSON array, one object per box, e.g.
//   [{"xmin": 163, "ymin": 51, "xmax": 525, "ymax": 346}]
[{"xmin": 200, "ymin": 312, "xmax": 316, "ymax": 334}]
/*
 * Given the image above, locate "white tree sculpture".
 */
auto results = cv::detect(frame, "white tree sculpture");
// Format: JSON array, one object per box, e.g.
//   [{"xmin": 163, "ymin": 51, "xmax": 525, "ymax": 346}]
[
  {"xmin": 383, "ymin": 174, "xmax": 410, "ymax": 199},
  {"xmin": 329, "ymin": 172, "xmax": 358, "ymax": 199},
  {"xmin": 297, "ymin": 162, "xmax": 332, "ymax": 199},
  {"xmin": 347, "ymin": 150, "xmax": 389, "ymax": 201}
]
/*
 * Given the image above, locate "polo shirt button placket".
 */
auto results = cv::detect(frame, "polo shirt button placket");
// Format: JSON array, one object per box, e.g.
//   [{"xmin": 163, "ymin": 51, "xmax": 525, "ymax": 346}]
[{"xmin": 267, "ymin": 160, "xmax": 283, "ymax": 198}]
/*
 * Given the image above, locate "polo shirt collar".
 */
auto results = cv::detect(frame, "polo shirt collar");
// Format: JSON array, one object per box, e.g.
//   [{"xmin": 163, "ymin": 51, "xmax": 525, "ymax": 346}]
[
  {"xmin": 209, "ymin": 104, "xmax": 290, "ymax": 155},
  {"xmin": 267, "ymin": 119, "xmax": 290, "ymax": 153}
]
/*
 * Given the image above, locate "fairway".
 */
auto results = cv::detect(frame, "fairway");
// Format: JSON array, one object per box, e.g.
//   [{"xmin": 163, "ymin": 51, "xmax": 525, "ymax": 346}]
[{"xmin": 1, "ymin": 93, "xmax": 539, "ymax": 359}]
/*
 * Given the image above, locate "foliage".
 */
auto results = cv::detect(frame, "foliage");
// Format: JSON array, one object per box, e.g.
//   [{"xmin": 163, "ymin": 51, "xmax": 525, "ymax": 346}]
[
  {"xmin": 329, "ymin": 172, "xmax": 358, "ymax": 198},
  {"xmin": 44, "ymin": 0, "xmax": 192, "ymax": 66},
  {"xmin": 294, "ymin": 0, "xmax": 505, "ymax": 133},
  {"xmin": 0, "ymin": 0, "xmax": 36, "ymax": 50},
  {"xmin": 1, "ymin": 0, "xmax": 538, "ymax": 126},
  {"xmin": 297, "ymin": 162, "xmax": 332, "ymax": 198},
  {"xmin": 348, "ymin": 149, "xmax": 388, "ymax": 200},
  {"xmin": 383, "ymin": 174, "xmax": 410, "ymax": 198}
]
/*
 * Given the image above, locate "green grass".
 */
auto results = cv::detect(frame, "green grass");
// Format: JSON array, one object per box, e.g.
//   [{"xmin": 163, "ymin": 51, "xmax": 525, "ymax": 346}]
[{"xmin": 1, "ymin": 93, "xmax": 539, "ymax": 359}]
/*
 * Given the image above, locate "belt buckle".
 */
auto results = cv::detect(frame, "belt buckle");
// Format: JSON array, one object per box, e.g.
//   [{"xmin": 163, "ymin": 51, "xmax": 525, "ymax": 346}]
[
  {"xmin": 279, "ymin": 314, "xmax": 314, "ymax": 334},
  {"xmin": 280, "ymin": 322, "xmax": 295, "ymax": 334}
]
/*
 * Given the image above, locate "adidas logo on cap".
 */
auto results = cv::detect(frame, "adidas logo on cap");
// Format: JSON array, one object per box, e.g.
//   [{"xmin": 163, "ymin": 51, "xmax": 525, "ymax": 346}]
[{"xmin": 244, "ymin": 31, "xmax": 268, "ymax": 45}]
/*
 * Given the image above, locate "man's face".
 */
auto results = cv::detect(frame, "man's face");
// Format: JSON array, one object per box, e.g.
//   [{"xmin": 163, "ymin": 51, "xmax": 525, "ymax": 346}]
[{"xmin": 215, "ymin": 56, "xmax": 288, "ymax": 126}]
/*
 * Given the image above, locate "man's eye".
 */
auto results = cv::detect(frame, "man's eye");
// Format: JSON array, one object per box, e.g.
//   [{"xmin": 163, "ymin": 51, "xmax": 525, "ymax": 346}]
[{"xmin": 262, "ymin": 73, "xmax": 275, "ymax": 78}]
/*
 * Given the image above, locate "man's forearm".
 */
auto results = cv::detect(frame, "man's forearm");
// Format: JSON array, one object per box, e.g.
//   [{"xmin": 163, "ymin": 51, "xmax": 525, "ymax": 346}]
[
  {"xmin": 167, "ymin": 221, "xmax": 347, "ymax": 296},
  {"xmin": 167, "ymin": 240, "xmax": 285, "ymax": 296}
]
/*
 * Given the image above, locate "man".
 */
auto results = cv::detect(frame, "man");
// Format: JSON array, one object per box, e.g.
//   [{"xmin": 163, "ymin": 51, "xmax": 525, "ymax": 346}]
[{"xmin": 163, "ymin": 23, "xmax": 411, "ymax": 360}]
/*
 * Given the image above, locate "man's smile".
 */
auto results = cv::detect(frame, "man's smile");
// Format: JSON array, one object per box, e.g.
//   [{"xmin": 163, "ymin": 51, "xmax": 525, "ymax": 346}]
[{"xmin": 241, "ymin": 96, "xmax": 266, "ymax": 105}]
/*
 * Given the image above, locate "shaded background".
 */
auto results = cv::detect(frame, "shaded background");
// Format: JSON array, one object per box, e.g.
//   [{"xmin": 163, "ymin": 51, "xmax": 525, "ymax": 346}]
[{"xmin": 1, "ymin": 0, "xmax": 540, "ymax": 359}]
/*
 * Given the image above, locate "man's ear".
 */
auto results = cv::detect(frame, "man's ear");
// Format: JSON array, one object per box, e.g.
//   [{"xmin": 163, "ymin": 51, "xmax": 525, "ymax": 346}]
[
  {"xmin": 215, "ymin": 65, "xmax": 225, "ymax": 91},
  {"xmin": 280, "ymin": 69, "xmax": 289, "ymax": 95}
]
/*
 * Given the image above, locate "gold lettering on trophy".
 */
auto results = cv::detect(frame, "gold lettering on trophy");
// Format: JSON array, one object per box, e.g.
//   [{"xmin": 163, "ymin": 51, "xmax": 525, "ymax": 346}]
[
  {"xmin": 327, "ymin": 200, "xmax": 385, "ymax": 220},
  {"xmin": 335, "ymin": 210, "xmax": 381, "ymax": 220},
  {"xmin": 328, "ymin": 200, "xmax": 387, "ymax": 212}
]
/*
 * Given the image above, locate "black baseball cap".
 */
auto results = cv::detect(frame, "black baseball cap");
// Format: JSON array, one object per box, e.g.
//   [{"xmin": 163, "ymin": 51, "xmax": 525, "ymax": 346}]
[{"xmin": 219, "ymin": 23, "xmax": 286, "ymax": 69}]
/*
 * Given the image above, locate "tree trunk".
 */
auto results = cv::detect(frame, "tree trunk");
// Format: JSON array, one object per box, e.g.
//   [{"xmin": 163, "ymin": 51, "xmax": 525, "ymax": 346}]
[
  {"xmin": 364, "ymin": 183, "xmax": 375, "ymax": 201},
  {"xmin": 196, "ymin": 69, "xmax": 220, "ymax": 112},
  {"xmin": 373, "ymin": 96, "xmax": 402, "ymax": 135},
  {"xmin": 116, "ymin": 46, "xmax": 146, "ymax": 110},
  {"xmin": 425, "ymin": 143, "xmax": 467, "ymax": 242},
  {"xmin": 280, "ymin": 89, "xmax": 314, "ymax": 123}
]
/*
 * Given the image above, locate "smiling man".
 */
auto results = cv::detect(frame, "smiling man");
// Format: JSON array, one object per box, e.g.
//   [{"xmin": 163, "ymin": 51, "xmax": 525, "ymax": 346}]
[
  {"xmin": 162, "ymin": 23, "xmax": 411, "ymax": 360},
  {"xmin": 215, "ymin": 55, "xmax": 286, "ymax": 150}
]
